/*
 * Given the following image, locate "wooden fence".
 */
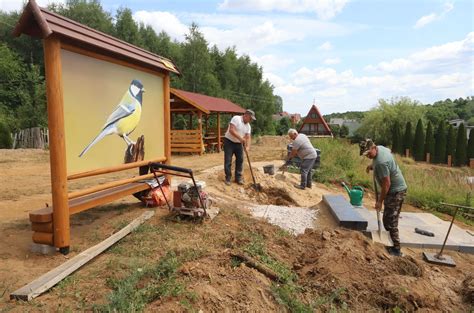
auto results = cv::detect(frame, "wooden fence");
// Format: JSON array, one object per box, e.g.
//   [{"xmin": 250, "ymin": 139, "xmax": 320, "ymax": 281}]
[
  {"xmin": 171, "ymin": 129, "xmax": 204, "ymax": 155},
  {"xmin": 12, "ymin": 127, "xmax": 49, "ymax": 149}
]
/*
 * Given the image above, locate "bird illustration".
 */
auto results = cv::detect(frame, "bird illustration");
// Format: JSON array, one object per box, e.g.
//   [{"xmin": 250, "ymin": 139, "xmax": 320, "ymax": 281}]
[{"xmin": 79, "ymin": 79, "xmax": 145, "ymax": 157}]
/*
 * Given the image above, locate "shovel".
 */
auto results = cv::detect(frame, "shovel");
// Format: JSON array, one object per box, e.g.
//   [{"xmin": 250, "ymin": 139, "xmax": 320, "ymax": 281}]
[
  {"xmin": 243, "ymin": 144, "xmax": 262, "ymax": 191},
  {"xmin": 370, "ymin": 176, "xmax": 393, "ymax": 245}
]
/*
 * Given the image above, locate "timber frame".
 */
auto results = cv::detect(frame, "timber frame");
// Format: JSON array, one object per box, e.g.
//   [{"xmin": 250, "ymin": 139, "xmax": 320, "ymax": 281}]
[
  {"xmin": 13, "ymin": 0, "xmax": 180, "ymax": 252},
  {"xmin": 170, "ymin": 88, "xmax": 246, "ymax": 154}
]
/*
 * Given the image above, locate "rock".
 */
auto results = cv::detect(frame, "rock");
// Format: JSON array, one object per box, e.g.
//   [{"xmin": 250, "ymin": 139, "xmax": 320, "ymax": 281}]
[{"xmin": 322, "ymin": 231, "xmax": 331, "ymax": 241}]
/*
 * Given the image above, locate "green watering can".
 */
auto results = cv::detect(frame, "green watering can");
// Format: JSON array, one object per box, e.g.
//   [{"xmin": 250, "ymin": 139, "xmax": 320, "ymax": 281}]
[{"xmin": 341, "ymin": 182, "xmax": 364, "ymax": 207}]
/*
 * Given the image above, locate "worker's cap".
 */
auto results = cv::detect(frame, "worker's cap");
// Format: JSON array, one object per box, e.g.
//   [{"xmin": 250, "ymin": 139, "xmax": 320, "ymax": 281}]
[
  {"xmin": 244, "ymin": 109, "xmax": 256, "ymax": 121},
  {"xmin": 359, "ymin": 139, "xmax": 375, "ymax": 156}
]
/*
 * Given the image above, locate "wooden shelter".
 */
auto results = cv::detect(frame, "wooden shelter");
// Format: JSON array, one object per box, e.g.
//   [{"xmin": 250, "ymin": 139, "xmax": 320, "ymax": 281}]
[
  {"xmin": 170, "ymin": 89, "xmax": 246, "ymax": 154},
  {"xmin": 13, "ymin": 0, "xmax": 179, "ymax": 253},
  {"xmin": 298, "ymin": 104, "xmax": 333, "ymax": 137}
]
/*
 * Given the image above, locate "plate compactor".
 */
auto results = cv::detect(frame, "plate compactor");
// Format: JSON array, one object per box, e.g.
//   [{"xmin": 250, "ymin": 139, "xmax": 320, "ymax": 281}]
[{"xmin": 149, "ymin": 163, "xmax": 209, "ymax": 218}]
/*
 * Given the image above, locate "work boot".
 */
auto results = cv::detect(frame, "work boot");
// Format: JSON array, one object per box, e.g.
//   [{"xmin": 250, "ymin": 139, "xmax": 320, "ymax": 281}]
[
  {"xmin": 387, "ymin": 246, "xmax": 403, "ymax": 257},
  {"xmin": 225, "ymin": 179, "xmax": 231, "ymax": 186},
  {"xmin": 294, "ymin": 184, "xmax": 305, "ymax": 190},
  {"xmin": 236, "ymin": 179, "xmax": 244, "ymax": 185}
]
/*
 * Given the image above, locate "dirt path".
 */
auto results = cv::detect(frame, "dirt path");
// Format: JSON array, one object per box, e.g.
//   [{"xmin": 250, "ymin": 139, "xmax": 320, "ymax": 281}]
[{"xmin": 0, "ymin": 136, "xmax": 472, "ymax": 312}]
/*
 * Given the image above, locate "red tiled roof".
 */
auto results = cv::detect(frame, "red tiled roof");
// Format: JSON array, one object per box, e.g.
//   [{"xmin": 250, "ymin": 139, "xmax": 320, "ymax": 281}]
[{"xmin": 171, "ymin": 88, "xmax": 246, "ymax": 114}]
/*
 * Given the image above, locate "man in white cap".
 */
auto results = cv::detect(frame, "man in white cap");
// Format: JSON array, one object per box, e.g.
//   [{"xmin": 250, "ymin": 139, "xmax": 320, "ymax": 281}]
[{"xmin": 223, "ymin": 109, "xmax": 256, "ymax": 185}]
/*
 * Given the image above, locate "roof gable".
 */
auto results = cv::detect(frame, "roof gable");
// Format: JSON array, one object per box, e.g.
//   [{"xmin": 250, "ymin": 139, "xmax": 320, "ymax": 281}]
[{"xmin": 298, "ymin": 104, "xmax": 332, "ymax": 136}]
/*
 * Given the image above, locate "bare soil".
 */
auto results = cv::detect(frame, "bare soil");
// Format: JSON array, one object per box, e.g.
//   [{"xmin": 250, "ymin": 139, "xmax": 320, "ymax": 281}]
[{"xmin": 0, "ymin": 136, "xmax": 472, "ymax": 312}]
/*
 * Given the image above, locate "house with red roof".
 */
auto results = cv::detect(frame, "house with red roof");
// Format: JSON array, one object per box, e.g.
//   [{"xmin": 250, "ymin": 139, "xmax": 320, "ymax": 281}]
[{"xmin": 298, "ymin": 105, "xmax": 333, "ymax": 137}]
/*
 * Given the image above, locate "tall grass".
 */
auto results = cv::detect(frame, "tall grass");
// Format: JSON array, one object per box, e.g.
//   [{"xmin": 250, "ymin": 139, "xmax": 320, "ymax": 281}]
[{"xmin": 312, "ymin": 138, "xmax": 473, "ymax": 221}]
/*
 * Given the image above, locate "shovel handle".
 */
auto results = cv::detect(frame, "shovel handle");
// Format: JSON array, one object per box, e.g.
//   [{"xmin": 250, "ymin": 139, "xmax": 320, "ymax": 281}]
[{"xmin": 244, "ymin": 144, "xmax": 258, "ymax": 186}]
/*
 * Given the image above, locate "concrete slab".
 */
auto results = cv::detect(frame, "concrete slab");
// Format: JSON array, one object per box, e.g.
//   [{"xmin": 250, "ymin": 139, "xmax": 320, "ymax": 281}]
[
  {"xmin": 357, "ymin": 208, "xmax": 474, "ymax": 253},
  {"xmin": 323, "ymin": 194, "xmax": 368, "ymax": 231}
]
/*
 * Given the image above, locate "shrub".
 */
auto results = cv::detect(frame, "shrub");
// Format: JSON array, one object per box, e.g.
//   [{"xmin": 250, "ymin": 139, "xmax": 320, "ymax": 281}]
[
  {"xmin": 413, "ymin": 119, "xmax": 425, "ymax": 161},
  {"xmin": 455, "ymin": 123, "xmax": 467, "ymax": 166},
  {"xmin": 403, "ymin": 121, "xmax": 413, "ymax": 156},
  {"xmin": 0, "ymin": 121, "xmax": 12, "ymax": 149}
]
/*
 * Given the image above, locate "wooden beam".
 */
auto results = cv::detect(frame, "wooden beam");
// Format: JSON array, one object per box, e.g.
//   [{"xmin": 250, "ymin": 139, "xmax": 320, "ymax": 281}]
[
  {"xmin": 44, "ymin": 36, "xmax": 69, "ymax": 249},
  {"xmin": 67, "ymin": 157, "xmax": 166, "ymax": 180},
  {"xmin": 163, "ymin": 75, "xmax": 171, "ymax": 166},
  {"xmin": 217, "ymin": 112, "xmax": 221, "ymax": 153},
  {"xmin": 11, "ymin": 211, "xmax": 155, "ymax": 301}
]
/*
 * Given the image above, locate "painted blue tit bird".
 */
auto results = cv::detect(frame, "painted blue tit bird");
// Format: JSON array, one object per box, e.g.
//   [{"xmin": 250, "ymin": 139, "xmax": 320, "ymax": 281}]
[{"xmin": 79, "ymin": 79, "xmax": 145, "ymax": 157}]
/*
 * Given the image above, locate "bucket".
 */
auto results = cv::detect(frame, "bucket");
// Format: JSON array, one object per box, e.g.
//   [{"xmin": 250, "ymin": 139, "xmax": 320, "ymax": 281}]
[{"xmin": 263, "ymin": 164, "xmax": 275, "ymax": 175}]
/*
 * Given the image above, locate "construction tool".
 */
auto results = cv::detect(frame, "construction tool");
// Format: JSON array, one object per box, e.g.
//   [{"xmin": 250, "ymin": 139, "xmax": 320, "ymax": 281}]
[
  {"xmin": 243, "ymin": 144, "xmax": 262, "ymax": 191},
  {"xmin": 369, "ymin": 176, "xmax": 392, "ymax": 245},
  {"xmin": 423, "ymin": 202, "xmax": 473, "ymax": 267}
]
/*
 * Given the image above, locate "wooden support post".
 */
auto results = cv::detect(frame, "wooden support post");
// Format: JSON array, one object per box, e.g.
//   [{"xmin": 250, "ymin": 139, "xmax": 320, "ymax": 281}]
[
  {"xmin": 405, "ymin": 149, "xmax": 410, "ymax": 158},
  {"xmin": 198, "ymin": 111, "xmax": 203, "ymax": 155},
  {"xmin": 426, "ymin": 153, "xmax": 430, "ymax": 163},
  {"xmin": 44, "ymin": 36, "xmax": 69, "ymax": 250},
  {"xmin": 217, "ymin": 112, "xmax": 221, "ymax": 153},
  {"xmin": 447, "ymin": 155, "xmax": 452, "ymax": 167},
  {"xmin": 470, "ymin": 158, "xmax": 474, "ymax": 169},
  {"xmin": 163, "ymin": 74, "xmax": 171, "ymax": 166}
]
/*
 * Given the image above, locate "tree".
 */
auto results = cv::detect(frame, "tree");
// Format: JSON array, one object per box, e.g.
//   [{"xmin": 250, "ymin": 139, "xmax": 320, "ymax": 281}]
[
  {"xmin": 446, "ymin": 125, "xmax": 456, "ymax": 164},
  {"xmin": 339, "ymin": 125, "xmax": 349, "ymax": 138},
  {"xmin": 403, "ymin": 121, "xmax": 413, "ymax": 157},
  {"xmin": 115, "ymin": 8, "xmax": 141, "ymax": 46},
  {"xmin": 357, "ymin": 97, "xmax": 425, "ymax": 146},
  {"xmin": 413, "ymin": 119, "xmax": 425, "ymax": 161},
  {"xmin": 424, "ymin": 122, "xmax": 434, "ymax": 162},
  {"xmin": 455, "ymin": 123, "xmax": 467, "ymax": 166},
  {"xmin": 0, "ymin": 121, "xmax": 12, "ymax": 148},
  {"xmin": 434, "ymin": 121, "xmax": 447, "ymax": 163},
  {"xmin": 329, "ymin": 124, "xmax": 341, "ymax": 137},
  {"xmin": 467, "ymin": 133, "xmax": 474, "ymax": 164},
  {"xmin": 391, "ymin": 122, "xmax": 402, "ymax": 155},
  {"xmin": 277, "ymin": 117, "xmax": 291, "ymax": 136}
]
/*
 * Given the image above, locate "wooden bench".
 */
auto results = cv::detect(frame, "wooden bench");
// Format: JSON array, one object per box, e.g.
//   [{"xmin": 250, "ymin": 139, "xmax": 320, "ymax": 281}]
[{"xmin": 30, "ymin": 182, "xmax": 151, "ymax": 245}]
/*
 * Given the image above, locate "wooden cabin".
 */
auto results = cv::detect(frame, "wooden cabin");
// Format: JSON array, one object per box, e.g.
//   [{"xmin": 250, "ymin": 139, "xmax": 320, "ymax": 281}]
[
  {"xmin": 170, "ymin": 89, "xmax": 246, "ymax": 154},
  {"xmin": 298, "ymin": 105, "xmax": 333, "ymax": 137}
]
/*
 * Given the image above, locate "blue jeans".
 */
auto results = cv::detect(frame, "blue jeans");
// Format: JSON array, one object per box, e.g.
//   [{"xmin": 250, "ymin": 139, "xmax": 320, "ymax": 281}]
[
  {"xmin": 224, "ymin": 138, "xmax": 243, "ymax": 182},
  {"xmin": 300, "ymin": 158, "xmax": 316, "ymax": 188}
]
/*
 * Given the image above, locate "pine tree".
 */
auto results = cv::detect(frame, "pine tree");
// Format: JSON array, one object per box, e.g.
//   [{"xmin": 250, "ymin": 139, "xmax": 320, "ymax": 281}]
[
  {"xmin": 455, "ymin": 123, "xmax": 467, "ymax": 166},
  {"xmin": 467, "ymin": 132, "xmax": 474, "ymax": 165},
  {"xmin": 424, "ymin": 122, "xmax": 435, "ymax": 163},
  {"xmin": 434, "ymin": 121, "xmax": 447, "ymax": 163},
  {"xmin": 413, "ymin": 119, "xmax": 425, "ymax": 161},
  {"xmin": 403, "ymin": 121, "xmax": 413, "ymax": 157},
  {"xmin": 0, "ymin": 121, "xmax": 12, "ymax": 149},
  {"xmin": 391, "ymin": 122, "xmax": 401, "ymax": 154},
  {"xmin": 446, "ymin": 125, "xmax": 456, "ymax": 165}
]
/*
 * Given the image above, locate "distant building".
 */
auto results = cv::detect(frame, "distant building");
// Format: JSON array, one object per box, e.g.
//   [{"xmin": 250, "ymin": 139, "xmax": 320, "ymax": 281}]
[
  {"xmin": 298, "ymin": 105, "xmax": 332, "ymax": 137},
  {"xmin": 448, "ymin": 119, "xmax": 472, "ymax": 139},
  {"xmin": 329, "ymin": 118, "xmax": 361, "ymax": 136},
  {"xmin": 273, "ymin": 112, "xmax": 302, "ymax": 126}
]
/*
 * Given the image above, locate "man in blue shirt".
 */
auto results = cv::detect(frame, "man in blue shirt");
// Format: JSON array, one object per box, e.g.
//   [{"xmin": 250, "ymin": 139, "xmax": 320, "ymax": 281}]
[{"xmin": 360, "ymin": 139, "xmax": 407, "ymax": 257}]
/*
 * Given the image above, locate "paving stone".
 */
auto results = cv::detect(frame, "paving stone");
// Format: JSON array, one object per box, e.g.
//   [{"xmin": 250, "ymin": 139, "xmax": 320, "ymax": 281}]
[{"xmin": 323, "ymin": 194, "xmax": 368, "ymax": 231}]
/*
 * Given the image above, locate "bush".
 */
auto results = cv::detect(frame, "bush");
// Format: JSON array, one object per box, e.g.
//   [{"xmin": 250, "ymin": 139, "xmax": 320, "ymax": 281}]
[
  {"xmin": 413, "ymin": 119, "xmax": 425, "ymax": 161},
  {"xmin": 0, "ymin": 121, "xmax": 12, "ymax": 148},
  {"xmin": 455, "ymin": 123, "xmax": 467, "ymax": 166}
]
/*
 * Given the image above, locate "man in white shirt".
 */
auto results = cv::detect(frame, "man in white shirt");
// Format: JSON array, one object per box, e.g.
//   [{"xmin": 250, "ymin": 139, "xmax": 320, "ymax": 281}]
[
  {"xmin": 223, "ymin": 109, "xmax": 256, "ymax": 185},
  {"xmin": 285, "ymin": 128, "xmax": 318, "ymax": 190}
]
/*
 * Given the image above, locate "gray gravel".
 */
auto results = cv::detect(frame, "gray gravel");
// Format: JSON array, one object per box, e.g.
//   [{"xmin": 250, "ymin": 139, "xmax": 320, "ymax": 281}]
[{"xmin": 250, "ymin": 205, "xmax": 317, "ymax": 235}]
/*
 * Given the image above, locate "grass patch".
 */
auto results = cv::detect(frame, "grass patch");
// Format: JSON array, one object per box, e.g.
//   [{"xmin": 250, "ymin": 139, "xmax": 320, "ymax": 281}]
[
  {"xmin": 271, "ymin": 283, "xmax": 312, "ymax": 313},
  {"xmin": 96, "ymin": 249, "xmax": 204, "ymax": 312},
  {"xmin": 313, "ymin": 138, "xmax": 473, "ymax": 224}
]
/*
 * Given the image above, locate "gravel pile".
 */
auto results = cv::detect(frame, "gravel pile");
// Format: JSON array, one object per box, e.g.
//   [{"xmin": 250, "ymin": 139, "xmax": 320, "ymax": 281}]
[{"xmin": 250, "ymin": 205, "xmax": 317, "ymax": 235}]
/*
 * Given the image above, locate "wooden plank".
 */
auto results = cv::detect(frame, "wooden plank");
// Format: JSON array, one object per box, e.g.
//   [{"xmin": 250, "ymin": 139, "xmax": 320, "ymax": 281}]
[
  {"xmin": 30, "ymin": 207, "xmax": 53, "ymax": 223},
  {"xmin": 44, "ymin": 35, "xmax": 69, "ymax": 249},
  {"xmin": 171, "ymin": 148, "xmax": 201, "ymax": 153},
  {"xmin": 171, "ymin": 143, "xmax": 202, "ymax": 148},
  {"xmin": 69, "ymin": 182, "xmax": 150, "ymax": 214},
  {"xmin": 32, "ymin": 232, "xmax": 53, "ymax": 245},
  {"xmin": 32, "ymin": 222, "xmax": 53, "ymax": 233},
  {"xmin": 68, "ymin": 173, "xmax": 156, "ymax": 200},
  {"xmin": 11, "ymin": 211, "xmax": 155, "ymax": 301},
  {"xmin": 67, "ymin": 157, "xmax": 166, "ymax": 180}
]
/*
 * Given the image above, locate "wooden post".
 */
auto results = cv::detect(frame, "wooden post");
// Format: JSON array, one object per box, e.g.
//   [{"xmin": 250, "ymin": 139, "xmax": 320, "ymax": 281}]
[
  {"xmin": 405, "ymin": 149, "xmax": 410, "ymax": 158},
  {"xmin": 447, "ymin": 155, "xmax": 452, "ymax": 167},
  {"xmin": 217, "ymin": 112, "xmax": 221, "ymax": 153},
  {"xmin": 198, "ymin": 111, "xmax": 203, "ymax": 155},
  {"xmin": 188, "ymin": 113, "xmax": 192, "ymax": 130},
  {"xmin": 470, "ymin": 158, "xmax": 474, "ymax": 169},
  {"xmin": 163, "ymin": 74, "xmax": 171, "ymax": 166},
  {"xmin": 426, "ymin": 153, "xmax": 430, "ymax": 164},
  {"xmin": 44, "ymin": 36, "xmax": 69, "ymax": 251}
]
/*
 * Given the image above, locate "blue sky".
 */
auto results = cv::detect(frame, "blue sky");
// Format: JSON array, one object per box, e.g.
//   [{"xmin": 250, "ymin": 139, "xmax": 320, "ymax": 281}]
[{"xmin": 3, "ymin": 0, "xmax": 473, "ymax": 115}]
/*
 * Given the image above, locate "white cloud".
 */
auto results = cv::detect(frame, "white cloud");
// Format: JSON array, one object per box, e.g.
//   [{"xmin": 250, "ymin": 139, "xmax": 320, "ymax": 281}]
[
  {"xmin": 133, "ymin": 11, "xmax": 189, "ymax": 41},
  {"xmin": 414, "ymin": 2, "xmax": 454, "ymax": 29},
  {"xmin": 318, "ymin": 41, "xmax": 333, "ymax": 51},
  {"xmin": 251, "ymin": 54, "xmax": 295, "ymax": 72},
  {"xmin": 323, "ymin": 57, "xmax": 341, "ymax": 65},
  {"xmin": 315, "ymin": 87, "xmax": 347, "ymax": 97},
  {"xmin": 0, "ymin": 0, "xmax": 65, "ymax": 12},
  {"xmin": 218, "ymin": 0, "xmax": 349, "ymax": 20}
]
